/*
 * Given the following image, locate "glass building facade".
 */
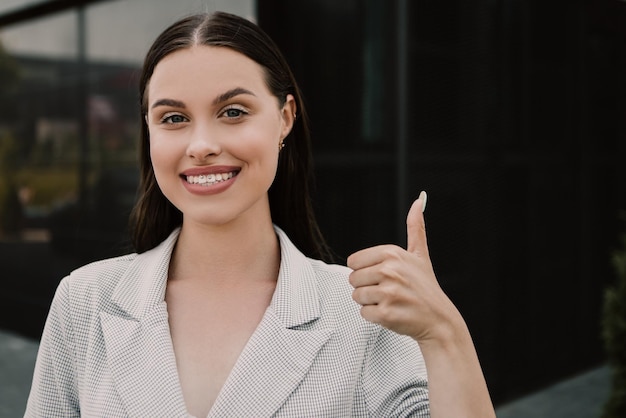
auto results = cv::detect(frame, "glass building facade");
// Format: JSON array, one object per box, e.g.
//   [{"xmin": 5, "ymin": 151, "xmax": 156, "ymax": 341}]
[
  {"xmin": 0, "ymin": 0, "xmax": 254, "ymax": 330},
  {"xmin": 1, "ymin": 0, "xmax": 625, "ymax": 406}
]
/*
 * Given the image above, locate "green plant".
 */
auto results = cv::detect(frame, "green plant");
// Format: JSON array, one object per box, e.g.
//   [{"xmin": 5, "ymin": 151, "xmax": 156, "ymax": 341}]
[{"xmin": 602, "ymin": 216, "xmax": 626, "ymax": 418}]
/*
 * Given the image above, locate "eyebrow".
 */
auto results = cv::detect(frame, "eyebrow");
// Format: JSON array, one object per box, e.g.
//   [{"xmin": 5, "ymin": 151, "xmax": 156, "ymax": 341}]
[
  {"xmin": 212, "ymin": 87, "xmax": 256, "ymax": 105},
  {"xmin": 150, "ymin": 98, "xmax": 185, "ymax": 110},
  {"xmin": 150, "ymin": 87, "xmax": 256, "ymax": 110}
]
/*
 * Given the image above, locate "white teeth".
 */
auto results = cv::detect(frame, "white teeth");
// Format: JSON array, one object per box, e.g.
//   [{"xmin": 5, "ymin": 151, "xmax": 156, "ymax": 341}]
[{"xmin": 186, "ymin": 171, "xmax": 235, "ymax": 186}]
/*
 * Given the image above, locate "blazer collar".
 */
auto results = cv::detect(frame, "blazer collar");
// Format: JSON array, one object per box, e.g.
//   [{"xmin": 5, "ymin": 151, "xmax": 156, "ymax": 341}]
[
  {"xmin": 102, "ymin": 226, "xmax": 333, "ymax": 417},
  {"xmin": 109, "ymin": 227, "xmax": 180, "ymax": 320},
  {"xmin": 101, "ymin": 228, "xmax": 186, "ymax": 417},
  {"xmin": 271, "ymin": 225, "xmax": 321, "ymax": 328},
  {"xmin": 209, "ymin": 227, "xmax": 332, "ymax": 417},
  {"xmin": 109, "ymin": 225, "xmax": 321, "ymax": 328}
]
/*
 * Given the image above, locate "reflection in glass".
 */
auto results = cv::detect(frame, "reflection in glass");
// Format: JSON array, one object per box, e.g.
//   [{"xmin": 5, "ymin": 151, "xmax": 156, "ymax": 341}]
[{"xmin": 0, "ymin": 0, "xmax": 255, "ymax": 339}]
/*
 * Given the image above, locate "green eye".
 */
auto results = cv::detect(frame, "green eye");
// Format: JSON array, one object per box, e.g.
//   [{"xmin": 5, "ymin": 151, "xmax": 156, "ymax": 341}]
[
  {"xmin": 221, "ymin": 105, "xmax": 248, "ymax": 120},
  {"xmin": 161, "ymin": 114, "xmax": 188, "ymax": 124},
  {"xmin": 225, "ymin": 109, "xmax": 243, "ymax": 118}
]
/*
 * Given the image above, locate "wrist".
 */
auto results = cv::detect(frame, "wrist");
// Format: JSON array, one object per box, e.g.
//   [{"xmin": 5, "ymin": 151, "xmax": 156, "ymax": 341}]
[{"xmin": 412, "ymin": 310, "xmax": 473, "ymax": 352}]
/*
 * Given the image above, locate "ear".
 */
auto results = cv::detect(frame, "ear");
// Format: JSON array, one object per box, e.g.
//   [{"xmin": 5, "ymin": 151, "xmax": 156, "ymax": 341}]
[{"xmin": 279, "ymin": 94, "xmax": 297, "ymax": 141}]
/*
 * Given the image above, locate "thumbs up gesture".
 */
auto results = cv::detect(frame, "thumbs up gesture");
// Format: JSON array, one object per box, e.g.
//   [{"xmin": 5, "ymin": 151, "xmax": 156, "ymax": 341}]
[
  {"xmin": 347, "ymin": 191, "xmax": 462, "ymax": 343},
  {"xmin": 348, "ymin": 191, "xmax": 496, "ymax": 416}
]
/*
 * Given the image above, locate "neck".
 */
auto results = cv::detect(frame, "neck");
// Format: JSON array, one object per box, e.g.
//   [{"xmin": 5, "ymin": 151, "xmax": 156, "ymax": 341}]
[{"xmin": 170, "ymin": 215, "xmax": 280, "ymax": 286}]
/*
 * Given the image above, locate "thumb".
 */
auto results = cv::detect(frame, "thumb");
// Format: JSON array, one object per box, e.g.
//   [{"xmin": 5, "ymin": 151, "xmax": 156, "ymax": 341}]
[{"xmin": 406, "ymin": 191, "xmax": 429, "ymax": 256}]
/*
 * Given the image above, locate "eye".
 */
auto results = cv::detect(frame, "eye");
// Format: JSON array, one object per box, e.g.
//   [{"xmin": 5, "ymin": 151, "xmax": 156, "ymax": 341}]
[
  {"xmin": 160, "ymin": 113, "xmax": 188, "ymax": 124},
  {"xmin": 220, "ymin": 105, "xmax": 248, "ymax": 120}
]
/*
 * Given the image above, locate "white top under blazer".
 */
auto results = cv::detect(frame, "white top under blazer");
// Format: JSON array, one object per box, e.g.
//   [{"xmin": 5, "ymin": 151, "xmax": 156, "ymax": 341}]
[{"xmin": 25, "ymin": 226, "xmax": 430, "ymax": 417}]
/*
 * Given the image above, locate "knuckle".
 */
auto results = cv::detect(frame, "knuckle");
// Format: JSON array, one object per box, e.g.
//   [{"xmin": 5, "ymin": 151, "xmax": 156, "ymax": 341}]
[
  {"xmin": 385, "ymin": 305, "xmax": 403, "ymax": 325},
  {"xmin": 381, "ymin": 283, "xmax": 402, "ymax": 302},
  {"xmin": 377, "ymin": 263, "xmax": 402, "ymax": 283},
  {"xmin": 348, "ymin": 271, "xmax": 357, "ymax": 287},
  {"xmin": 381, "ymin": 246, "xmax": 403, "ymax": 260},
  {"xmin": 346, "ymin": 254, "xmax": 356, "ymax": 269},
  {"xmin": 377, "ymin": 304, "xmax": 397, "ymax": 325}
]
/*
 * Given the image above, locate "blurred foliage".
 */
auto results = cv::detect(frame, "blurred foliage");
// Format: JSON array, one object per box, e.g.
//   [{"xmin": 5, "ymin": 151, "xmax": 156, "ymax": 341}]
[
  {"xmin": 16, "ymin": 167, "xmax": 78, "ymax": 208},
  {"xmin": 602, "ymin": 213, "xmax": 626, "ymax": 418},
  {"xmin": 29, "ymin": 133, "xmax": 80, "ymax": 167},
  {"xmin": 0, "ymin": 39, "xmax": 77, "ymax": 211}
]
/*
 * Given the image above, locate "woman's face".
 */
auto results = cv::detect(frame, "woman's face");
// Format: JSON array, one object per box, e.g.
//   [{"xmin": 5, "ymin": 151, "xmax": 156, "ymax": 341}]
[{"xmin": 146, "ymin": 46, "xmax": 295, "ymax": 227}]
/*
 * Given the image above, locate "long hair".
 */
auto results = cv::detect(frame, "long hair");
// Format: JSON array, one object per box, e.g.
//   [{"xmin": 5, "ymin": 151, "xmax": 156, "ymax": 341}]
[{"xmin": 129, "ymin": 11, "xmax": 333, "ymax": 262}]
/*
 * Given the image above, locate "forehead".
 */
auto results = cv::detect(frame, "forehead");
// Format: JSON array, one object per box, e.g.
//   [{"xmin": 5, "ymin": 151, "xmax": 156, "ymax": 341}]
[{"xmin": 148, "ymin": 45, "xmax": 269, "ymax": 100}]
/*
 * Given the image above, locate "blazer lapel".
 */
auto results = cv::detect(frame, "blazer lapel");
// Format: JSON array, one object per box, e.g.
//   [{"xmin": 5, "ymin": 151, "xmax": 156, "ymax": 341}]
[
  {"xmin": 100, "ymin": 226, "xmax": 333, "ymax": 417},
  {"xmin": 208, "ymin": 227, "xmax": 334, "ymax": 417},
  {"xmin": 100, "ymin": 229, "xmax": 189, "ymax": 417}
]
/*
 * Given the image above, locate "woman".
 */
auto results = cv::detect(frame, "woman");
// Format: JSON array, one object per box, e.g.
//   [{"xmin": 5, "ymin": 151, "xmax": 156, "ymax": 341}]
[{"xmin": 26, "ymin": 11, "xmax": 495, "ymax": 417}]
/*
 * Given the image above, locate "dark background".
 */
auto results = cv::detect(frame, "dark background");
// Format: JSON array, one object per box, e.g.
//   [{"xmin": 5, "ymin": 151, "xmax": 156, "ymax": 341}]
[
  {"xmin": 258, "ymin": 0, "xmax": 626, "ymax": 405},
  {"xmin": 0, "ymin": 0, "xmax": 624, "ymax": 407}
]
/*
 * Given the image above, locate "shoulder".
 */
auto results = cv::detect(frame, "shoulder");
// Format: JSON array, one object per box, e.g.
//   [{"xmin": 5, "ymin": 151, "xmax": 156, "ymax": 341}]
[
  {"xmin": 305, "ymin": 257, "xmax": 373, "ymax": 329},
  {"xmin": 308, "ymin": 257, "xmax": 352, "ymax": 275},
  {"xmin": 60, "ymin": 228, "xmax": 179, "ymax": 308},
  {"xmin": 65, "ymin": 253, "xmax": 137, "ymax": 296},
  {"xmin": 299, "ymin": 249, "xmax": 354, "ymax": 299},
  {"xmin": 275, "ymin": 225, "xmax": 360, "ymax": 318},
  {"xmin": 48, "ymin": 253, "xmax": 138, "ymax": 321},
  {"xmin": 70, "ymin": 252, "xmax": 138, "ymax": 277},
  {"xmin": 41, "ymin": 253, "xmax": 140, "ymax": 352},
  {"xmin": 307, "ymin": 257, "xmax": 353, "ymax": 292}
]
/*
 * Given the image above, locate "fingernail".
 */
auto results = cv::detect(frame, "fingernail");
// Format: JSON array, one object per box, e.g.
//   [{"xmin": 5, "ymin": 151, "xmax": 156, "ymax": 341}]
[{"xmin": 419, "ymin": 190, "xmax": 427, "ymax": 213}]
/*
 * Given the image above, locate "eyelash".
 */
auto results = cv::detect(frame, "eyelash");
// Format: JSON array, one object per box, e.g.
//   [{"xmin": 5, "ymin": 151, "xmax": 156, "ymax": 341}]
[
  {"xmin": 159, "ymin": 113, "xmax": 188, "ymax": 124},
  {"xmin": 220, "ymin": 105, "xmax": 249, "ymax": 120},
  {"xmin": 156, "ymin": 105, "xmax": 249, "ymax": 125}
]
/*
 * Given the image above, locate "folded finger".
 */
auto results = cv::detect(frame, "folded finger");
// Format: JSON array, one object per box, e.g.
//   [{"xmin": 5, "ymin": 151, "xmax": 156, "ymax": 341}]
[
  {"xmin": 352, "ymin": 285, "xmax": 381, "ymax": 306},
  {"xmin": 348, "ymin": 266, "xmax": 382, "ymax": 288},
  {"xmin": 347, "ymin": 244, "xmax": 404, "ymax": 271}
]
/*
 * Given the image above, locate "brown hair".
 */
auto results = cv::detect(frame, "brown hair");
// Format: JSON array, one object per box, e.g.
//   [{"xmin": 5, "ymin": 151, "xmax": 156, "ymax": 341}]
[{"xmin": 129, "ymin": 11, "xmax": 333, "ymax": 261}]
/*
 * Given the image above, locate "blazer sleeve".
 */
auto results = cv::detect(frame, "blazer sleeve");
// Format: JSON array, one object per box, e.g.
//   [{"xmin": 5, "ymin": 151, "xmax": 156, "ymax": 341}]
[
  {"xmin": 24, "ymin": 276, "xmax": 80, "ymax": 417},
  {"xmin": 361, "ymin": 327, "xmax": 430, "ymax": 417}
]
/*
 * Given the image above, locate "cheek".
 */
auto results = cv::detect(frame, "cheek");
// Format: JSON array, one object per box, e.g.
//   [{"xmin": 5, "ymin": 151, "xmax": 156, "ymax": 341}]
[
  {"xmin": 227, "ymin": 124, "xmax": 279, "ymax": 163},
  {"xmin": 148, "ymin": 134, "xmax": 180, "ymax": 186},
  {"xmin": 149, "ymin": 130, "xmax": 181, "ymax": 162},
  {"xmin": 149, "ymin": 147, "xmax": 166, "ymax": 191},
  {"xmin": 149, "ymin": 139, "xmax": 165, "ymax": 173}
]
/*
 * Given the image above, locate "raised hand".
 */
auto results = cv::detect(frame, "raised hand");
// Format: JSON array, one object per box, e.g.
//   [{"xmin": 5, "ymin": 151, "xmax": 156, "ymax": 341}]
[
  {"xmin": 348, "ymin": 191, "xmax": 496, "ymax": 417},
  {"xmin": 347, "ymin": 191, "xmax": 462, "ymax": 343}
]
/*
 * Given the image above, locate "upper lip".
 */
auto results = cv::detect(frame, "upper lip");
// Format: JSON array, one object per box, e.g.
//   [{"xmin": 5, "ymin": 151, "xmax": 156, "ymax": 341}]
[{"xmin": 180, "ymin": 165, "xmax": 241, "ymax": 177}]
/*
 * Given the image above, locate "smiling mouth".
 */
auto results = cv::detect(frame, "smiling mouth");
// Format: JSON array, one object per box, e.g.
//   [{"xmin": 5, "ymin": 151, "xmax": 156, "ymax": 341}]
[{"xmin": 183, "ymin": 171, "xmax": 239, "ymax": 186}]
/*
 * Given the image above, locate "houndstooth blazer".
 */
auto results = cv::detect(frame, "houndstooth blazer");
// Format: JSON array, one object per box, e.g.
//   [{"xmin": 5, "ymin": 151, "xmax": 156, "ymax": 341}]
[{"xmin": 25, "ymin": 226, "xmax": 430, "ymax": 417}]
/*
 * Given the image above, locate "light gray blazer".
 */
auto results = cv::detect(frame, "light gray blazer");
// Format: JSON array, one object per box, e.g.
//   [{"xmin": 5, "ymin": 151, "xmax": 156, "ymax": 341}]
[{"xmin": 25, "ymin": 227, "xmax": 429, "ymax": 417}]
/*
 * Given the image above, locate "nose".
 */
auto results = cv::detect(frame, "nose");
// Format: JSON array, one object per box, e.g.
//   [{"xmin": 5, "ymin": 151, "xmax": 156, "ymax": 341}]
[{"xmin": 186, "ymin": 123, "xmax": 221, "ymax": 160}]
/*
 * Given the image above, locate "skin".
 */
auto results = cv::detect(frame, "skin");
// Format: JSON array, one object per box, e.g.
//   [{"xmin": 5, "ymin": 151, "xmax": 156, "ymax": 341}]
[
  {"xmin": 146, "ymin": 45, "xmax": 295, "ymax": 418},
  {"xmin": 348, "ymin": 195, "xmax": 496, "ymax": 417},
  {"xmin": 146, "ymin": 44, "xmax": 495, "ymax": 417}
]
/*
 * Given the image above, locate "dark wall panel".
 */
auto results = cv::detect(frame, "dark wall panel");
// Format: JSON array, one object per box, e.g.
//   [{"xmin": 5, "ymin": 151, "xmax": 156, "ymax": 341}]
[{"xmin": 259, "ymin": 0, "xmax": 626, "ymax": 405}]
